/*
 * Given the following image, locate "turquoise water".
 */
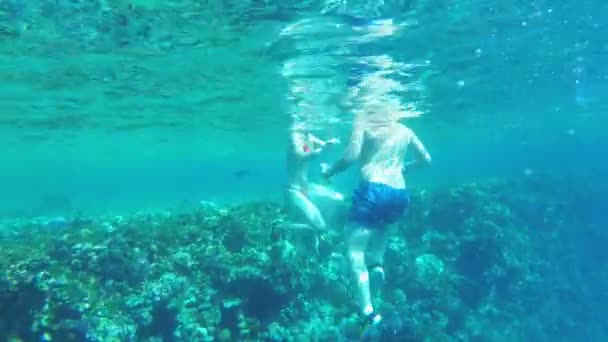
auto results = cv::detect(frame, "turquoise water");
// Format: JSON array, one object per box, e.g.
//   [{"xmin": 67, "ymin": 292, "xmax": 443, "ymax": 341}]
[
  {"xmin": 1, "ymin": 0, "xmax": 605, "ymax": 217},
  {"xmin": 1, "ymin": 1, "xmax": 607, "ymax": 341}
]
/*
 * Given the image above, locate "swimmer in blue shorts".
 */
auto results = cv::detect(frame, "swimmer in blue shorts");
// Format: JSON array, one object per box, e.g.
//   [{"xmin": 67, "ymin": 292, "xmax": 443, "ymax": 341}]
[{"xmin": 322, "ymin": 112, "xmax": 431, "ymax": 325}]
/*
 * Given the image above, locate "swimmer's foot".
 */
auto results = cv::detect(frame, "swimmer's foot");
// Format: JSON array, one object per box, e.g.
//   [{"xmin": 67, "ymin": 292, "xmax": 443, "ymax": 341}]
[
  {"xmin": 360, "ymin": 311, "xmax": 383, "ymax": 340},
  {"xmin": 367, "ymin": 312, "xmax": 383, "ymax": 326}
]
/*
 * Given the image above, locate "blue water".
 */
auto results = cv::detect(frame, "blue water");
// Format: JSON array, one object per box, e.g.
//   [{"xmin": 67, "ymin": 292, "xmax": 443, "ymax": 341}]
[
  {"xmin": 1, "ymin": 0, "xmax": 605, "ymax": 218},
  {"xmin": 0, "ymin": 0, "xmax": 607, "ymax": 340},
  {"xmin": 1, "ymin": 121, "xmax": 604, "ymax": 217}
]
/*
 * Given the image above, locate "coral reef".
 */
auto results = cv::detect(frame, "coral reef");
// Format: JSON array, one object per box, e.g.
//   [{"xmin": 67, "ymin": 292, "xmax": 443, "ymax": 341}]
[{"xmin": 0, "ymin": 175, "xmax": 605, "ymax": 341}]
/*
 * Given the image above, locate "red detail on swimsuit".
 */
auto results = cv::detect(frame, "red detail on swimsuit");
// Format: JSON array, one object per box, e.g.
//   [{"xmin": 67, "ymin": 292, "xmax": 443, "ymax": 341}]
[{"xmin": 303, "ymin": 144, "xmax": 310, "ymax": 152}]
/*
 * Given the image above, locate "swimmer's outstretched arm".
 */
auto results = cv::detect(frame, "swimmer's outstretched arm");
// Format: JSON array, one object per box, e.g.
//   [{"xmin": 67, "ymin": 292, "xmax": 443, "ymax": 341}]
[
  {"xmin": 411, "ymin": 132, "xmax": 432, "ymax": 165},
  {"xmin": 322, "ymin": 118, "xmax": 364, "ymax": 179},
  {"xmin": 291, "ymin": 132, "xmax": 337, "ymax": 159},
  {"xmin": 291, "ymin": 132, "xmax": 320, "ymax": 158},
  {"xmin": 308, "ymin": 133, "xmax": 340, "ymax": 148},
  {"xmin": 307, "ymin": 133, "xmax": 326, "ymax": 146},
  {"xmin": 403, "ymin": 132, "xmax": 432, "ymax": 173}
]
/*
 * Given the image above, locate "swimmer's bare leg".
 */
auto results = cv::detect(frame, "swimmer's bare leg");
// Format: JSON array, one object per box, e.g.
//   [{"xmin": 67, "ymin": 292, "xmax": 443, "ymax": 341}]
[
  {"xmin": 308, "ymin": 182, "xmax": 345, "ymax": 202},
  {"xmin": 286, "ymin": 188, "xmax": 327, "ymax": 232},
  {"xmin": 366, "ymin": 225, "xmax": 393, "ymax": 294},
  {"xmin": 346, "ymin": 225, "xmax": 374, "ymax": 316},
  {"xmin": 286, "ymin": 188, "xmax": 328, "ymax": 252}
]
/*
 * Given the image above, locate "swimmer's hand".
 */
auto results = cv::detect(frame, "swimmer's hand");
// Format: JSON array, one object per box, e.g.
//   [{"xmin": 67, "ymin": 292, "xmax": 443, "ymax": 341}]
[
  {"xmin": 325, "ymin": 137, "xmax": 341, "ymax": 145},
  {"xmin": 402, "ymin": 161, "xmax": 415, "ymax": 175},
  {"xmin": 320, "ymin": 162, "xmax": 330, "ymax": 174},
  {"xmin": 320, "ymin": 163, "xmax": 332, "ymax": 182},
  {"xmin": 403, "ymin": 158, "xmax": 431, "ymax": 174}
]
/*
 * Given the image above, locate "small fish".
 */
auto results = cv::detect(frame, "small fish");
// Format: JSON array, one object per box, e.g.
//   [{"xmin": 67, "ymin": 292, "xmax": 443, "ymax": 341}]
[{"xmin": 233, "ymin": 169, "xmax": 250, "ymax": 178}]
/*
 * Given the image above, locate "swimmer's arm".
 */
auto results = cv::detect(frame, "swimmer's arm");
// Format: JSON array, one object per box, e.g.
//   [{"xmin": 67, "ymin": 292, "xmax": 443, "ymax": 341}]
[
  {"xmin": 307, "ymin": 133, "xmax": 327, "ymax": 148},
  {"xmin": 307, "ymin": 133, "xmax": 330, "ymax": 154},
  {"xmin": 323, "ymin": 120, "xmax": 364, "ymax": 178},
  {"xmin": 304, "ymin": 134, "xmax": 325, "ymax": 156},
  {"xmin": 292, "ymin": 132, "xmax": 323, "ymax": 158},
  {"xmin": 404, "ymin": 133, "xmax": 432, "ymax": 172},
  {"xmin": 308, "ymin": 133, "xmax": 340, "ymax": 149}
]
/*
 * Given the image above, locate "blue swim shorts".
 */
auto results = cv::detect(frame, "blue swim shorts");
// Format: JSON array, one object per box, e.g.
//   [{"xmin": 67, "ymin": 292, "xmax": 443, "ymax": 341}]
[{"xmin": 349, "ymin": 181, "xmax": 410, "ymax": 228}]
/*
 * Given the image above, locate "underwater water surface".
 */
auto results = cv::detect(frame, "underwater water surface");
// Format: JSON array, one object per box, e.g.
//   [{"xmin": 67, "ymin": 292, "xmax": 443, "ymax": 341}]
[
  {"xmin": 0, "ymin": 0, "xmax": 605, "ymax": 215},
  {"xmin": 0, "ymin": 0, "xmax": 607, "ymax": 341}
]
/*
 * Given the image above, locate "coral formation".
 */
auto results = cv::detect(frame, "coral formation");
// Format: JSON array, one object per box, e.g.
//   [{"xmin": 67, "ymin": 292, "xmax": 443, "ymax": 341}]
[{"xmin": 0, "ymin": 175, "xmax": 605, "ymax": 341}]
